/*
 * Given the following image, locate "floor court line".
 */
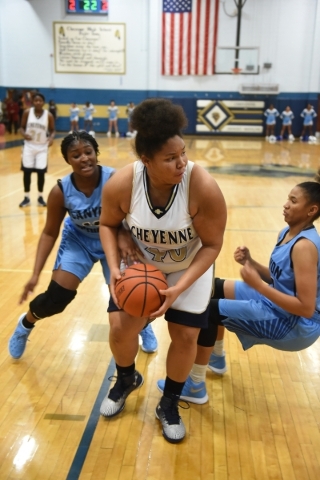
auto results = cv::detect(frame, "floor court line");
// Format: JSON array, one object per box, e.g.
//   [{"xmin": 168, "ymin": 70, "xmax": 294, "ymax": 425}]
[{"xmin": 66, "ymin": 357, "xmax": 116, "ymax": 480}]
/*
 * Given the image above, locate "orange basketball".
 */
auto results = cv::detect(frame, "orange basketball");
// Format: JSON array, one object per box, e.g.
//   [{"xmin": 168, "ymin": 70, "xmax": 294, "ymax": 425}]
[{"xmin": 115, "ymin": 263, "xmax": 168, "ymax": 317}]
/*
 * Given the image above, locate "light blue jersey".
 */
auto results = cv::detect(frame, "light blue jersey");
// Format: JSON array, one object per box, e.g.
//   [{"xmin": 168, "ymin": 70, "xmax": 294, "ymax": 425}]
[
  {"xmin": 53, "ymin": 165, "xmax": 115, "ymax": 283},
  {"xmin": 70, "ymin": 107, "xmax": 79, "ymax": 121},
  {"xmin": 127, "ymin": 106, "xmax": 134, "ymax": 122},
  {"xmin": 108, "ymin": 105, "xmax": 118, "ymax": 120},
  {"xmin": 280, "ymin": 110, "xmax": 294, "ymax": 125},
  {"xmin": 301, "ymin": 107, "xmax": 317, "ymax": 126},
  {"xmin": 219, "ymin": 226, "xmax": 320, "ymax": 351},
  {"xmin": 61, "ymin": 165, "xmax": 114, "ymax": 238},
  {"xmin": 83, "ymin": 104, "xmax": 95, "ymax": 121},
  {"xmin": 264, "ymin": 108, "xmax": 279, "ymax": 125}
]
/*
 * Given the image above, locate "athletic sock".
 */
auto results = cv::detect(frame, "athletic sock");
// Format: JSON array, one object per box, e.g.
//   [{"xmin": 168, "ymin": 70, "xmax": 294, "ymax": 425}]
[
  {"xmin": 163, "ymin": 376, "xmax": 185, "ymax": 397},
  {"xmin": 189, "ymin": 363, "xmax": 207, "ymax": 384},
  {"xmin": 116, "ymin": 363, "xmax": 135, "ymax": 378},
  {"xmin": 22, "ymin": 316, "xmax": 35, "ymax": 329},
  {"xmin": 213, "ymin": 339, "xmax": 224, "ymax": 356}
]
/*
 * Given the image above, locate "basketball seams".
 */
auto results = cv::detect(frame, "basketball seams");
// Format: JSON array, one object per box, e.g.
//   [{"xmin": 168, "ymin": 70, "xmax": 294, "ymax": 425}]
[
  {"xmin": 120, "ymin": 282, "xmax": 163, "ymax": 316},
  {"xmin": 116, "ymin": 275, "xmax": 167, "ymax": 287},
  {"xmin": 115, "ymin": 263, "xmax": 167, "ymax": 317}
]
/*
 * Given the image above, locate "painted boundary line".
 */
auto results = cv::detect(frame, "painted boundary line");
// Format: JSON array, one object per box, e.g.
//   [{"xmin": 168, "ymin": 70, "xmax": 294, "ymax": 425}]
[{"xmin": 66, "ymin": 357, "xmax": 116, "ymax": 480}]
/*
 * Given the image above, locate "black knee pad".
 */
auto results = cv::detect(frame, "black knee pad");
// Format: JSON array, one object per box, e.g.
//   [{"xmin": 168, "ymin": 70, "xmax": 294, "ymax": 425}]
[
  {"xmin": 197, "ymin": 299, "xmax": 225, "ymax": 347},
  {"xmin": 197, "ymin": 322, "xmax": 218, "ymax": 347},
  {"xmin": 212, "ymin": 278, "xmax": 225, "ymax": 299},
  {"xmin": 29, "ymin": 280, "xmax": 77, "ymax": 319}
]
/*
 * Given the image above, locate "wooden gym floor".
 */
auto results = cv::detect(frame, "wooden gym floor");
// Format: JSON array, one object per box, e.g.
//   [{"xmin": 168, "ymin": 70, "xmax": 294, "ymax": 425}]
[{"xmin": 0, "ymin": 133, "xmax": 320, "ymax": 480}]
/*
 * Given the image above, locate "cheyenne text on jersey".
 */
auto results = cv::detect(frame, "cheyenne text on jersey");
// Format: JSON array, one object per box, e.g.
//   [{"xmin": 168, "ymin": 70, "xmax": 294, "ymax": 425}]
[{"xmin": 130, "ymin": 226, "xmax": 195, "ymax": 245}]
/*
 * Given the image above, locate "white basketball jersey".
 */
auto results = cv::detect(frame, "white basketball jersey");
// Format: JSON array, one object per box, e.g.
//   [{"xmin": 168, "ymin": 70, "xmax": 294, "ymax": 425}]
[
  {"xmin": 125, "ymin": 160, "xmax": 202, "ymax": 274},
  {"xmin": 25, "ymin": 108, "xmax": 49, "ymax": 145}
]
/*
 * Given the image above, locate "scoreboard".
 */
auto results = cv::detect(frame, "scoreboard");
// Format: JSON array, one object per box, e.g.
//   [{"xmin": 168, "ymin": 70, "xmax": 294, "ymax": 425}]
[{"xmin": 66, "ymin": 0, "xmax": 108, "ymax": 15}]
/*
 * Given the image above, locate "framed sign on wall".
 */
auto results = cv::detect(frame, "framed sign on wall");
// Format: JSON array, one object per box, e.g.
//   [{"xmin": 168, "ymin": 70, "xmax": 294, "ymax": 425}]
[{"xmin": 53, "ymin": 22, "xmax": 125, "ymax": 74}]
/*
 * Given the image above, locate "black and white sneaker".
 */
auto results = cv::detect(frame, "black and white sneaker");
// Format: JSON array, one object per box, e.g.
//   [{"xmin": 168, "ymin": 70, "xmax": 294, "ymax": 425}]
[
  {"xmin": 37, "ymin": 196, "xmax": 47, "ymax": 207},
  {"xmin": 155, "ymin": 395, "xmax": 186, "ymax": 443},
  {"xmin": 19, "ymin": 197, "xmax": 30, "ymax": 208},
  {"xmin": 100, "ymin": 370, "xmax": 144, "ymax": 418}
]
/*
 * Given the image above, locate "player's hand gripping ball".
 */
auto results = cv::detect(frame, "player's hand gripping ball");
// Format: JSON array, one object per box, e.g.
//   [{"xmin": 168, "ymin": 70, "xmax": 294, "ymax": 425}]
[{"xmin": 115, "ymin": 263, "xmax": 168, "ymax": 317}]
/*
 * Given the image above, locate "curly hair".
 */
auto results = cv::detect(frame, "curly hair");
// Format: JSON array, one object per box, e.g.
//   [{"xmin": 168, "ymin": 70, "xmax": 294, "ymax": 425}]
[
  {"xmin": 60, "ymin": 131, "xmax": 100, "ymax": 163},
  {"xmin": 131, "ymin": 98, "xmax": 188, "ymax": 158},
  {"xmin": 297, "ymin": 168, "xmax": 320, "ymax": 220}
]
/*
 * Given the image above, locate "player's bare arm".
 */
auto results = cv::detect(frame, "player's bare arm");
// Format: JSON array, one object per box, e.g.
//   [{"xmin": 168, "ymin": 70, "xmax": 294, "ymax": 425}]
[
  {"xmin": 249, "ymin": 239, "xmax": 318, "ymax": 317},
  {"xmin": 47, "ymin": 112, "xmax": 56, "ymax": 146},
  {"xmin": 154, "ymin": 166, "xmax": 227, "ymax": 316},
  {"xmin": 20, "ymin": 186, "xmax": 67, "ymax": 303},
  {"xmin": 100, "ymin": 165, "xmax": 134, "ymax": 297},
  {"xmin": 19, "ymin": 109, "xmax": 32, "ymax": 140}
]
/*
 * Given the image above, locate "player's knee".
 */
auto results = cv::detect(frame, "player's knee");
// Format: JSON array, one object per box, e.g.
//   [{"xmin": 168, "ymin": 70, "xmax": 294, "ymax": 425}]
[
  {"xmin": 29, "ymin": 280, "xmax": 77, "ymax": 319},
  {"xmin": 212, "ymin": 278, "xmax": 225, "ymax": 299},
  {"xmin": 197, "ymin": 324, "xmax": 217, "ymax": 347}
]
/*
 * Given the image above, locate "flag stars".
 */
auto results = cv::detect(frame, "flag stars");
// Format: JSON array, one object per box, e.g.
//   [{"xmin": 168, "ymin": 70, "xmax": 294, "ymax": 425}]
[{"xmin": 163, "ymin": 0, "xmax": 192, "ymax": 13}]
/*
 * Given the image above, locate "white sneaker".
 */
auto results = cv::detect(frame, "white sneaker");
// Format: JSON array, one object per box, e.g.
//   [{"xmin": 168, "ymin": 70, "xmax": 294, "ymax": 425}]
[
  {"xmin": 107, "ymin": 132, "xmax": 111, "ymax": 137},
  {"xmin": 265, "ymin": 136, "xmax": 269, "ymax": 141},
  {"xmin": 115, "ymin": 132, "xmax": 119, "ymax": 137}
]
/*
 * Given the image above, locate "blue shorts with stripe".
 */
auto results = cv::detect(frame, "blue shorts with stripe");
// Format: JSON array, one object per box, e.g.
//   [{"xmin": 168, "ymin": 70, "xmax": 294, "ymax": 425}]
[
  {"xmin": 219, "ymin": 282, "xmax": 320, "ymax": 352},
  {"xmin": 53, "ymin": 221, "xmax": 110, "ymax": 284}
]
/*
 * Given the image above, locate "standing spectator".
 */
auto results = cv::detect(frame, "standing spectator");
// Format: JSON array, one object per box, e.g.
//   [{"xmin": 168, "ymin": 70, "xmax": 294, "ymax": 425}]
[
  {"xmin": 107, "ymin": 100, "xmax": 119, "ymax": 137},
  {"xmin": 18, "ymin": 93, "xmax": 55, "ymax": 208},
  {"xmin": 6, "ymin": 98, "xmax": 20, "ymax": 134},
  {"xmin": 0, "ymin": 100, "xmax": 5, "ymax": 148},
  {"xmin": 300, "ymin": 104, "xmax": 317, "ymax": 140},
  {"xmin": 83, "ymin": 101, "xmax": 95, "ymax": 132},
  {"xmin": 264, "ymin": 104, "xmax": 279, "ymax": 141},
  {"xmin": 18, "ymin": 94, "xmax": 25, "ymax": 126},
  {"xmin": 279, "ymin": 106, "xmax": 294, "ymax": 141},
  {"xmin": 48, "ymin": 100, "xmax": 58, "ymax": 121},
  {"xmin": 126, "ymin": 102, "xmax": 135, "ymax": 137},
  {"xmin": 70, "ymin": 103, "xmax": 80, "ymax": 132},
  {"xmin": 23, "ymin": 90, "xmax": 33, "ymax": 110}
]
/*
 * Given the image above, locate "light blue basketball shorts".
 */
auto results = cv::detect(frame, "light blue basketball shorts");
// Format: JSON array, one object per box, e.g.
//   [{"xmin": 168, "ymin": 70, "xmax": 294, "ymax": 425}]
[
  {"xmin": 219, "ymin": 282, "xmax": 320, "ymax": 351},
  {"xmin": 53, "ymin": 222, "xmax": 110, "ymax": 284}
]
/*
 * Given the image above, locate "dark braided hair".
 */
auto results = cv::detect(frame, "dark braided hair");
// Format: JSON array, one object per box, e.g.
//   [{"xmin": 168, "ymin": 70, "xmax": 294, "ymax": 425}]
[
  {"xmin": 60, "ymin": 131, "xmax": 100, "ymax": 163},
  {"xmin": 131, "ymin": 98, "xmax": 188, "ymax": 159},
  {"xmin": 297, "ymin": 168, "xmax": 320, "ymax": 220}
]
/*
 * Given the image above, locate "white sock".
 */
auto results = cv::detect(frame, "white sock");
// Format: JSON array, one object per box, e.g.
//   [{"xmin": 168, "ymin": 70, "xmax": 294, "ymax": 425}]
[
  {"xmin": 38, "ymin": 192, "xmax": 43, "ymax": 197},
  {"xmin": 189, "ymin": 363, "xmax": 207, "ymax": 384},
  {"xmin": 213, "ymin": 339, "xmax": 225, "ymax": 356},
  {"xmin": 25, "ymin": 193, "xmax": 30, "ymax": 199}
]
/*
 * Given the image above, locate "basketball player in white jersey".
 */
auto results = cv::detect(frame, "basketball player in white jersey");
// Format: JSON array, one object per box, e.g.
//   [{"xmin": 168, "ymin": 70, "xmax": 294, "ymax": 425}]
[
  {"xmin": 99, "ymin": 98, "xmax": 227, "ymax": 443},
  {"xmin": 19, "ymin": 93, "xmax": 55, "ymax": 207}
]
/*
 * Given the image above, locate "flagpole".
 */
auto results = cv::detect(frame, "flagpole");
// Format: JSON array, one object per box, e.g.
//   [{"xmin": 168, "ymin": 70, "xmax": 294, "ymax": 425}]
[{"xmin": 234, "ymin": 0, "xmax": 247, "ymax": 70}]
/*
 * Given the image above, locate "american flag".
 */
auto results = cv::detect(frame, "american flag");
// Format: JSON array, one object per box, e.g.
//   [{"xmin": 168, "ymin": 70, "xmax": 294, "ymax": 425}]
[{"xmin": 162, "ymin": 0, "xmax": 219, "ymax": 76}]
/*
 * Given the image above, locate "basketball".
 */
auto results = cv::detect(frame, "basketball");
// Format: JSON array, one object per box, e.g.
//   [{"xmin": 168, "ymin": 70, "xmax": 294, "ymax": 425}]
[{"xmin": 115, "ymin": 263, "xmax": 168, "ymax": 317}]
